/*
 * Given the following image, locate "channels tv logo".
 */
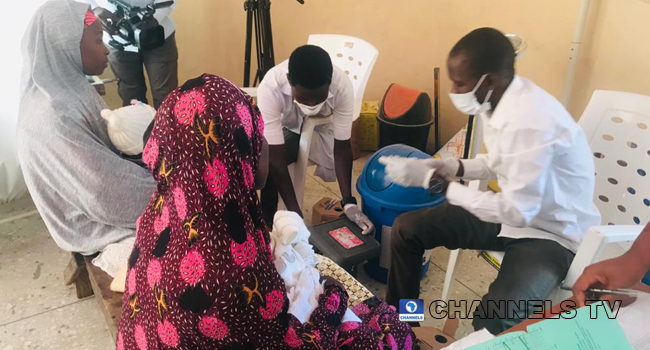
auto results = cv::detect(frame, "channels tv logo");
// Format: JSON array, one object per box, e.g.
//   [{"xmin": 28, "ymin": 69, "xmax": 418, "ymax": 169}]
[{"xmin": 399, "ymin": 299, "xmax": 424, "ymax": 322}]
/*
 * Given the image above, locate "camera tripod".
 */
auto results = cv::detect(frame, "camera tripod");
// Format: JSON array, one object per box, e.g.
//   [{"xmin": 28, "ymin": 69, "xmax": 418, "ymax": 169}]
[
  {"xmin": 242, "ymin": 0, "xmax": 304, "ymax": 87},
  {"xmin": 243, "ymin": 0, "xmax": 275, "ymax": 87}
]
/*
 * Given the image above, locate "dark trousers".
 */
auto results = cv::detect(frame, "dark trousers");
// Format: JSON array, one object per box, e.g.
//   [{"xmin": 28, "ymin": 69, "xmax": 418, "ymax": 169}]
[
  {"xmin": 108, "ymin": 33, "xmax": 179, "ymax": 109},
  {"xmin": 260, "ymin": 129, "xmax": 301, "ymax": 224},
  {"xmin": 385, "ymin": 203, "xmax": 575, "ymax": 334}
]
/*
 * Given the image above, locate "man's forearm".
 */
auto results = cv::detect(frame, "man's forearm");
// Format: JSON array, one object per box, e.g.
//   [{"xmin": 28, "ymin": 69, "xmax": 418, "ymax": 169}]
[
  {"xmin": 627, "ymin": 222, "xmax": 650, "ymax": 270},
  {"xmin": 334, "ymin": 139, "xmax": 353, "ymax": 199},
  {"xmin": 269, "ymin": 145, "xmax": 302, "ymax": 215},
  {"xmin": 271, "ymin": 166, "xmax": 301, "ymax": 214}
]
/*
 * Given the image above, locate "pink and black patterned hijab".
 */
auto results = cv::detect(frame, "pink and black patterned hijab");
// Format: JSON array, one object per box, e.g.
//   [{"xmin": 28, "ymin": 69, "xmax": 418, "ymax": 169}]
[
  {"xmin": 119, "ymin": 73, "xmax": 415, "ymax": 350},
  {"xmin": 144, "ymin": 74, "xmax": 264, "ymax": 205},
  {"xmin": 120, "ymin": 74, "xmax": 298, "ymax": 348},
  {"xmin": 140, "ymin": 73, "xmax": 272, "ymax": 276}
]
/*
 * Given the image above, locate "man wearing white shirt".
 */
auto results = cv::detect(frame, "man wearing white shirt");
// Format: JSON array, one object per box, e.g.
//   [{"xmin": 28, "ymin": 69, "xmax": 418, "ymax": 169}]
[
  {"xmin": 257, "ymin": 45, "xmax": 374, "ymax": 234},
  {"xmin": 81, "ymin": 0, "xmax": 178, "ymax": 108},
  {"xmin": 381, "ymin": 28, "xmax": 601, "ymax": 333}
]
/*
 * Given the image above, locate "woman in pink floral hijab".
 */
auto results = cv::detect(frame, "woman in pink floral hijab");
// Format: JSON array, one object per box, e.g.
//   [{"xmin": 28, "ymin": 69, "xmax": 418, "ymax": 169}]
[{"xmin": 117, "ymin": 74, "xmax": 414, "ymax": 350}]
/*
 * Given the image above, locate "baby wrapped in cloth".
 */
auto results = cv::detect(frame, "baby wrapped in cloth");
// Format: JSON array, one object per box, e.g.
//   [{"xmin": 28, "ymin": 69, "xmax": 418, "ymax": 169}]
[
  {"xmin": 101, "ymin": 100, "xmax": 156, "ymax": 156},
  {"xmin": 98, "ymin": 101, "xmax": 157, "ymax": 277}
]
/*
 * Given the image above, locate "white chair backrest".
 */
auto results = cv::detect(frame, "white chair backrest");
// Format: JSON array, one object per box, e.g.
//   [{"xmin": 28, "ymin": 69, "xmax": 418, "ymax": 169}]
[
  {"xmin": 307, "ymin": 34, "xmax": 379, "ymax": 121},
  {"xmin": 579, "ymin": 90, "xmax": 650, "ymax": 227}
]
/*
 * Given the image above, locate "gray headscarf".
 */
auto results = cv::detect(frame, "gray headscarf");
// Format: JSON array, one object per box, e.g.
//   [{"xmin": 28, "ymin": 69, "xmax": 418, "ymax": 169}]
[{"xmin": 16, "ymin": 0, "xmax": 156, "ymax": 255}]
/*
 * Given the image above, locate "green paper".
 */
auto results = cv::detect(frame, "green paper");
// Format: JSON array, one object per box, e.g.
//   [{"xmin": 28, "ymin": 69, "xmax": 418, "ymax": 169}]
[{"xmin": 467, "ymin": 301, "xmax": 633, "ymax": 350}]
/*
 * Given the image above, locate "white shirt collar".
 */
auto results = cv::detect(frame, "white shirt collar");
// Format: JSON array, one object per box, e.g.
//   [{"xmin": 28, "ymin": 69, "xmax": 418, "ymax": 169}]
[{"xmin": 484, "ymin": 75, "xmax": 523, "ymax": 129}]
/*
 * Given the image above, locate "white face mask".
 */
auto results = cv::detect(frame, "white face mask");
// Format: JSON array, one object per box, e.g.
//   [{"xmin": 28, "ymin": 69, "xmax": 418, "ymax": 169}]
[
  {"xmin": 448, "ymin": 74, "xmax": 493, "ymax": 115},
  {"xmin": 294, "ymin": 100, "xmax": 326, "ymax": 116}
]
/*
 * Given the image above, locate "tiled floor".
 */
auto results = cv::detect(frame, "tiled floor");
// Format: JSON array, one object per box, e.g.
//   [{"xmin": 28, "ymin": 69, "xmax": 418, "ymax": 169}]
[
  {"xmin": 0, "ymin": 155, "xmax": 497, "ymax": 349},
  {"xmin": 0, "ymin": 197, "xmax": 115, "ymax": 350}
]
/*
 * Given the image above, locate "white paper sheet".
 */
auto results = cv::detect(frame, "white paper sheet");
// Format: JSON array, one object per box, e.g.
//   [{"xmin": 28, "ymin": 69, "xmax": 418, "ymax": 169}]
[
  {"xmin": 618, "ymin": 293, "xmax": 650, "ymax": 350},
  {"xmin": 441, "ymin": 329, "xmax": 494, "ymax": 350}
]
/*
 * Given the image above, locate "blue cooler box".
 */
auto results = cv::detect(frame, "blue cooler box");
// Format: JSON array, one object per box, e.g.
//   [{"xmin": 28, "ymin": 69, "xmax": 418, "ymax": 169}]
[{"xmin": 357, "ymin": 144, "xmax": 446, "ymax": 283}]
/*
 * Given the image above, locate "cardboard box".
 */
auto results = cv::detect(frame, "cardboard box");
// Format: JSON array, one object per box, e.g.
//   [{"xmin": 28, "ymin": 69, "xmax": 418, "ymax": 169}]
[
  {"xmin": 413, "ymin": 327, "xmax": 456, "ymax": 350},
  {"xmin": 358, "ymin": 101, "xmax": 379, "ymax": 151},
  {"xmin": 351, "ymin": 119, "xmax": 362, "ymax": 160},
  {"xmin": 312, "ymin": 197, "xmax": 344, "ymax": 225}
]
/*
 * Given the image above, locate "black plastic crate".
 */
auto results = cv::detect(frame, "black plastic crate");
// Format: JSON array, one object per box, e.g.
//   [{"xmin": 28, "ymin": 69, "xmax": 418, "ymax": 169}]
[{"xmin": 309, "ymin": 217, "xmax": 380, "ymax": 276}]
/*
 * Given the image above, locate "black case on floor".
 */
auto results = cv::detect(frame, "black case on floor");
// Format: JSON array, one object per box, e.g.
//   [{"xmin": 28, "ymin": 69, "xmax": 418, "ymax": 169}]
[{"xmin": 309, "ymin": 217, "xmax": 381, "ymax": 269}]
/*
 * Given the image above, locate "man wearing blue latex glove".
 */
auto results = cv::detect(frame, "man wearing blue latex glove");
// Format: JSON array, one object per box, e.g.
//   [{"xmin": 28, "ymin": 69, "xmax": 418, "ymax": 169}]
[{"xmin": 383, "ymin": 28, "xmax": 601, "ymax": 334}]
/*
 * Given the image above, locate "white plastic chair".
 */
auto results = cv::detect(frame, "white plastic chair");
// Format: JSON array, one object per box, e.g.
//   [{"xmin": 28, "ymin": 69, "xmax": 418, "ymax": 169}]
[
  {"xmin": 308, "ymin": 34, "xmax": 379, "ymax": 122},
  {"xmin": 240, "ymin": 87, "xmax": 258, "ymax": 97},
  {"xmin": 284, "ymin": 35, "xmax": 379, "ymax": 210},
  {"xmin": 441, "ymin": 90, "xmax": 650, "ymax": 307}
]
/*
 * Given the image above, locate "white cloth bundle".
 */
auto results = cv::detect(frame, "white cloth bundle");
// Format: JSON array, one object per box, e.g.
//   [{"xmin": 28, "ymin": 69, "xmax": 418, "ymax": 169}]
[
  {"xmin": 101, "ymin": 101, "xmax": 156, "ymax": 155},
  {"xmin": 273, "ymin": 210, "xmax": 311, "ymax": 246},
  {"xmin": 271, "ymin": 211, "xmax": 317, "ymax": 290},
  {"xmin": 271, "ymin": 211, "xmax": 361, "ymax": 324},
  {"xmin": 92, "ymin": 235, "xmax": 135, "ymax": 278}
]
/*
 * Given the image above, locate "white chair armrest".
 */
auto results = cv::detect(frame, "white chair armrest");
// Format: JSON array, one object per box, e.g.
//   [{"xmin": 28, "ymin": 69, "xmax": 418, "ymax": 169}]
[
  {"xmin": 553, "ymin": 225, "xmax": 643, "ymax": 302},
  {"xmin": 587, "ymin": 225, "xmax": 644, "ymax": 244}
]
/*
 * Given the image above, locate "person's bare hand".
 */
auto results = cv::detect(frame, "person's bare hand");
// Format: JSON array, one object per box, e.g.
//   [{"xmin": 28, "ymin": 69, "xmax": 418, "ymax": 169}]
[
  {"xmin": 572, "ymin": 253, "xmax": 646, "ymax": 307},
  {"xmin": 599, "ymin": 293, "xmax": 637, "ymax": 309}
]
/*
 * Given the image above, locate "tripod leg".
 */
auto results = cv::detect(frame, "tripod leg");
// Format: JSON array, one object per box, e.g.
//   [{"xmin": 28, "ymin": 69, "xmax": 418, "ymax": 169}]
[
  {"xmin": 262, "ymin": 1, "xmax": 275, "ymax": 70},
  {"xmin": 243, "ymin": 1, "xmax": 254, "ymax": 87},
  {"xmin": 254, "ymin": 4, "xmax": 265, "ymax": 86},
  {"xmin": 254, "ymin": 0, "xmax": 275, "ymax": 86},
  {"xmin": 244, "ymin": 0, "xmax": 275, "ymax": 87}
]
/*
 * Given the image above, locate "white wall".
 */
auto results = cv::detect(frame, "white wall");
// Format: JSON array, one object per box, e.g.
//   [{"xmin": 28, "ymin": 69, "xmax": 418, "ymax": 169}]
[{"xmin": 0, "ymin": 0, "xmax": 47, "ymax": 202}]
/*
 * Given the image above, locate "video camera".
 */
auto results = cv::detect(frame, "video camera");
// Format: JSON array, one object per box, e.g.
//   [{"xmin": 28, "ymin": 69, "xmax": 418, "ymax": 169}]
[{"xmin": 105, "ymin": 0, "xmax": 173, "ymax": 51}]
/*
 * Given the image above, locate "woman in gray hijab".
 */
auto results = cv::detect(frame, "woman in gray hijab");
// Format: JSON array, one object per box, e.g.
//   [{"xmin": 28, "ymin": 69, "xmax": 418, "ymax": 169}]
[{"xmin": 16, "ymin": 0, "xmax": 156, "ymax": 276}]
